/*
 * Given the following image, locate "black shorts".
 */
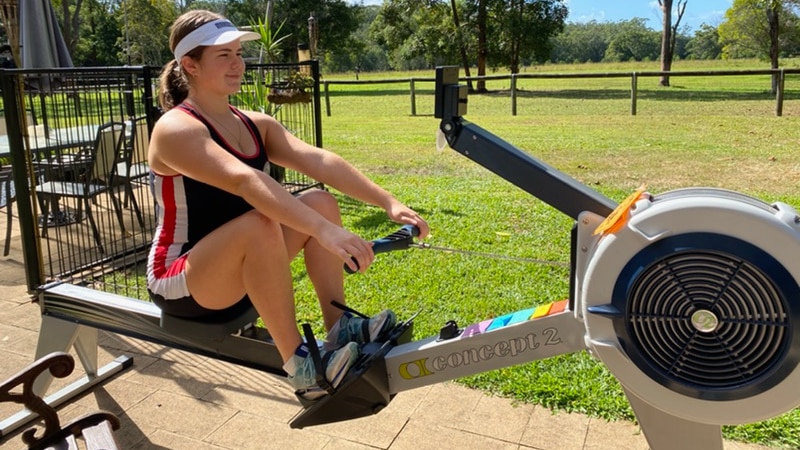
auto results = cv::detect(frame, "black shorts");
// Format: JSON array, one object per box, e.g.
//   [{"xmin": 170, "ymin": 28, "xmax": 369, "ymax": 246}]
[{"xmin": 149, "ymin": 290, "xmax": 250, "ymax": 319}]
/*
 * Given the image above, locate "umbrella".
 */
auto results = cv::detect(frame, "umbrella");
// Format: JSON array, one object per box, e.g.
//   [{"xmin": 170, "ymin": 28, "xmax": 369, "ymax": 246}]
[{"xmin": 19, "ymin": 0, "xmax": 73, "ymax": 91}]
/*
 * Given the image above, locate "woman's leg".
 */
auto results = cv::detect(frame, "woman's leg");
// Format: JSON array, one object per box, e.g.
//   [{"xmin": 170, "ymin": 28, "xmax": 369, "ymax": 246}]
[
  {"xmin": 184, "ymin": 210, "xmax": 302, "ymax": 362},
  {"xmin": 282, "ymin": 189, "xmax": 350, "ymax": 330},
  {"xmin": 282, "ymin": 189, "xmax": 396, "ymax": 349}
]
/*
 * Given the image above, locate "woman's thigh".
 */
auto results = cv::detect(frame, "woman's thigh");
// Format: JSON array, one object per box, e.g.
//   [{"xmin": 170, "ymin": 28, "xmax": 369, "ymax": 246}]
[{"xmin": 185, "ymin": 210, "xmax": 285, "ymax": 309}]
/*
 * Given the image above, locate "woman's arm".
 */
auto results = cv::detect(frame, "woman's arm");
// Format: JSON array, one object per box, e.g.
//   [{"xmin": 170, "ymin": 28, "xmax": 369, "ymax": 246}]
[
  {"xmin": 149, "ymin": 110, "xmax": 377, "ymax": 268},
  {"xmin": 252, "ymin": 113, "xmax": 430, "ymax": 238}
]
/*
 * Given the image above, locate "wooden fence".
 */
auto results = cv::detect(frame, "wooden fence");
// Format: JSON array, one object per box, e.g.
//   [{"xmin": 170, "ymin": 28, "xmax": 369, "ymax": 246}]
[{"xmin": 322, "ymin": 68, "xmax": 800, "ymax": 117}]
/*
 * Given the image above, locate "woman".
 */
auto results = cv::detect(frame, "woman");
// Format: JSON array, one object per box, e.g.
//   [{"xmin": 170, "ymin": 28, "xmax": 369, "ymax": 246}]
[{"xmin": 146, "ymin": 10, "xmax": 429, "ymax": 400}]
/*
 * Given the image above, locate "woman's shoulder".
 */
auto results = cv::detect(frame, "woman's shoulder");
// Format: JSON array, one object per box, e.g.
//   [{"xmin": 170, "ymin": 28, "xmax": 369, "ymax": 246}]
[
  {"xmin": 154, "ymin": 107, "xmax": 205, "ymax": 134},
  {"xmin": 236, "ymin": 108, "xmax": 279, "ymax": 126}
]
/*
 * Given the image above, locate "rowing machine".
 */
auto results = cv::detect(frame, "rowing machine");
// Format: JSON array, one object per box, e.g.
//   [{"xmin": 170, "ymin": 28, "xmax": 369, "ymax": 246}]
[{"xmin": 5, "ymin": 66, "xmax": 800, "ymax": 450}]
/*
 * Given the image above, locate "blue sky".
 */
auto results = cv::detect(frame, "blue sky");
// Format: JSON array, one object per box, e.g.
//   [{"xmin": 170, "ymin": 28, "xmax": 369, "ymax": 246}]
[
  {"xmin": 565, "ymin": 0, "xmax": 733, "ymax": 31},
  {"xmin": 353, "ymin": 0, "xmax": 733, "ymax": 32}
]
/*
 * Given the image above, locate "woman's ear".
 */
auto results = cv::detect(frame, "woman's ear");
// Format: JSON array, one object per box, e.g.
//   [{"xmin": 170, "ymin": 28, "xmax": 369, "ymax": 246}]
[{"xmin": 180, "ymin": 56, "xmax": 199, "ymax": 78}]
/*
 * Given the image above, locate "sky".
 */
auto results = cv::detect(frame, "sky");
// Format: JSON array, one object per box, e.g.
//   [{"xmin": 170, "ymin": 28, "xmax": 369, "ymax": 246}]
[
  {"xmin": 353, "ymin": 0, "xmax": 734, "ymax": 33},
  {"xmin": 564, "ymin": 0, "xmax": 733, "ymax": 32}
]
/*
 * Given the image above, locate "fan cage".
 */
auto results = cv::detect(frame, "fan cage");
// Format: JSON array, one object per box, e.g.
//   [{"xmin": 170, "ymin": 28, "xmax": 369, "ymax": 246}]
[{"xmin": 611, "ymin": 233, "xmax": 798, "ymax": 401}]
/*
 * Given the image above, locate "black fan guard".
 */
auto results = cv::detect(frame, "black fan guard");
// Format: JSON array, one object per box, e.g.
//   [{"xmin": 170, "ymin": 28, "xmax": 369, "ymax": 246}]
[{"xmin": 604, "ymin": 232, "xmax": 800, "ymax": 401}]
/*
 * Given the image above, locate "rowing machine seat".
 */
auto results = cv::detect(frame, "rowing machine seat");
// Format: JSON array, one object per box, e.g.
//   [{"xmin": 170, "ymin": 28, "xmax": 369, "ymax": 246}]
[{"xmin": 159, "ymin": 297, "xmax": 260, "ymax": 340}]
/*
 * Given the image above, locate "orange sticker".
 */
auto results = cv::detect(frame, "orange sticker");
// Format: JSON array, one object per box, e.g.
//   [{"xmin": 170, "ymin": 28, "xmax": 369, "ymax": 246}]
[{"xmin": 593, "ymin": 185, "xmax": 647, "ymax": 236}]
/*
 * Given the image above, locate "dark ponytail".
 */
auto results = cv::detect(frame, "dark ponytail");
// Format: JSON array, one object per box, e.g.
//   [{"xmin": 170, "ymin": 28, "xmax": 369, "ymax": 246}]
[{"xmin": 157, "ymin": 59, "xmax": 189, "ymax": 111}]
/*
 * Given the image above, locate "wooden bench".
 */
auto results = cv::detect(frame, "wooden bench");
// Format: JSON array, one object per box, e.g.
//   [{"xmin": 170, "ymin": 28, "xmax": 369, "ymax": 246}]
[{"xmin": 0, "ymin": 351, "xmax": 120, "ymax": 450}]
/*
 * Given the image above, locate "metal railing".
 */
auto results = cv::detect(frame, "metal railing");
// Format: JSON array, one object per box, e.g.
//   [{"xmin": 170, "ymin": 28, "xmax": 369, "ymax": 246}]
[{"xmin": 0, "ymin": 61, "xmax": 323, "ymax": 297}]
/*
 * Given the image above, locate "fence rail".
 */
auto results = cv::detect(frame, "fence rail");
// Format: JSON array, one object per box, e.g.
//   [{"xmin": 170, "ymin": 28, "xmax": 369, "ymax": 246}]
[{"xmin": 322, "ymin": 68, "xmax": 800, "ymax": 117}]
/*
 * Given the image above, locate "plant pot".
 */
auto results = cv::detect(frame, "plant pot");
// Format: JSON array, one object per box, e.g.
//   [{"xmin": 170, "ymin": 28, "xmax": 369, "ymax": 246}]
[{"xmin": 267, "ymin": 88, "xmax": 311, "ymax": 104}]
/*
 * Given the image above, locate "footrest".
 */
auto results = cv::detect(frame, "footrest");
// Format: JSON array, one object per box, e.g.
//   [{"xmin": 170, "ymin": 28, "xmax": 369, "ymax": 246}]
[
  {"xmin": 290, "ymin": 319, "xmax": 414, "ymax": 428},
  {"xmin": 159, "ymin": 298, "xmax": 259, "ymax": 340}
]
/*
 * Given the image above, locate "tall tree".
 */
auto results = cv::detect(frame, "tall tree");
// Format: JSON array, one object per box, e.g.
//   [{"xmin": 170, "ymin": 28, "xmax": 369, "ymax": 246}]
[
  {"xmin": 718, "ymin": 0, "xmax": 800, "ymax": 93},
  {"xmin": 228, "ymin": 0, "xmax": 360, "ymax": 64},
  {"xmin": 685, "ymin": 23, "xmax": 722, "ymax": 59},
  {"xmin": 549, "ymin": 21, "xmax": 613, "ymax": 63},
  {"xmin": 476, "ymin": 0, "xmax": 488, "ymax": 91},
  {"xmin": 53, "ymin": 0, "xmax": 86, "ymax": 57},
  {"xmin": 466, "ymin": 0, "xmax": 566, "ymax": 91},
  {"xmin": 658, "ymin": 0, "xmax": 687, "ymax": 86},
  {"xmin": 123, "ymin": 0, "xmax": 177, "ymax": 65},
  {"xmin": 73, "ymin": 0, "xmax": 122, "ymax": 66},
  {"xmin": 369, "ymin": 0, "xmax": 456, "ymax": 70},
  {"xmin": 604, "ymin": 18, "xmax": 661, "ymax": 62},
  {"xmin": 487, "ymin": 0, "xmax": 567, "ymax": 73},
  {"xmin": 449, "ymin": 0, "xmax": 474, "ymax": 91}
]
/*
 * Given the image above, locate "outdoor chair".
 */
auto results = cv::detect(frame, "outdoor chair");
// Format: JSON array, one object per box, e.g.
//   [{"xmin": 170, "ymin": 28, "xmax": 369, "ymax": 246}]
[
  {"xmin": 115, "ymin": 115, "xmax": 149, "ymax": 228},
  {"xmin": 35, "ymin": 121, "xmax": 126, "ymax": 254}
]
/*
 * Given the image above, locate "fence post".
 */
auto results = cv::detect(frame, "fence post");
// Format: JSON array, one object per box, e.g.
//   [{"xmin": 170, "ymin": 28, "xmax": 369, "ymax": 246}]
[
  {"xmin": 324, "ymin": 80, "xmax": 331, "ymax": 117},
  {"xmin": 311, "ymin": 60, "xmax": 323, "ymax": 147},
  {"xmin": 511, "ymin": 74, "xmax": 517, "ymax": 116},
  {"xmin": 776, "ymin": 68, "xmax": 785, "ymax": 117},
  {"xmin": 410, "ymin": 78, "xmax": 416, "ymax": 116},
  {"xmin": 630, "ymin": 72, "xmax": 638, "ymax": 116},
  {"xmin": 0, "ymin": 71, "xmax": 43, "ymax": 290}
]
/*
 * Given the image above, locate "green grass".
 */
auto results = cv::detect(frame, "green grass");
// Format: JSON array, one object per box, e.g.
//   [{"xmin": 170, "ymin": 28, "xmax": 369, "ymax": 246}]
[{"xmin": 300, "ymin": 59, "xmax": 800, "ymax": 449}]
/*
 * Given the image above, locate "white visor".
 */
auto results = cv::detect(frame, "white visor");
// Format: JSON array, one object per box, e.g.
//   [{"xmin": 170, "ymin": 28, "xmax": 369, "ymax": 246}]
[{"xmin": 173, "ymin": 19, "xmax": 260, "ymax": 62}]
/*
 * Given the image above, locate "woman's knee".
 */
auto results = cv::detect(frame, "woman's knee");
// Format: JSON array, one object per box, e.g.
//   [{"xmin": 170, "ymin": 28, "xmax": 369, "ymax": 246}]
[
  {"xmin": 238, "ymin": 210, "xmax": 284, "ymax": 245},
  {"xmin": 298, "ymin": 189, "xmax": 340, "ymax": 219}
]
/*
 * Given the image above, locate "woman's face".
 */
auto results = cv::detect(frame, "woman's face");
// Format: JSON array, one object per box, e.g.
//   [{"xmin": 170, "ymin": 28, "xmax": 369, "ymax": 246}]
[{"xmin": 188, "ymin": 40, "xmax": 246, "ymax": 95}]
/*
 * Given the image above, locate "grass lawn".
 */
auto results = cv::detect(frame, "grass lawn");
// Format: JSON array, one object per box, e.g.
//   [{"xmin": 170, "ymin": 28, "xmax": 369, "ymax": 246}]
[{"xmin": 297, "ymin": 59, "xmax": 800, "ymax": 448}]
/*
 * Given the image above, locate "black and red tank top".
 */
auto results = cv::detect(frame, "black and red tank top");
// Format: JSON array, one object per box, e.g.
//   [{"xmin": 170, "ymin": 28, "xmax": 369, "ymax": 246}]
[{"xmin": 147, "ymin": 104, "xmax": 270, "ymax": 287}]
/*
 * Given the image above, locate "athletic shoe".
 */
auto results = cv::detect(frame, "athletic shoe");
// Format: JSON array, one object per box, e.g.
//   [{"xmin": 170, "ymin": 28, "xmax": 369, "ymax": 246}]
[
  {"xmin": 285, "ymin": 342, "xmax": 359, "ymax": 400},
  {"xmin": 323, "ymin": 309, "xmax": 397, "ymax": 351}
]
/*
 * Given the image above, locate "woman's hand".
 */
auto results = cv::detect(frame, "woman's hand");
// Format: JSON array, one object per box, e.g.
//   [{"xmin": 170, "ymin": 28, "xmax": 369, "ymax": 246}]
[
  {"xmin": 385, "ymin": 199, "xmax": 430, "ymax": 240},
  {"xmin": 317, "ymin": 223, "xmax": 375, "ymax": 273}
]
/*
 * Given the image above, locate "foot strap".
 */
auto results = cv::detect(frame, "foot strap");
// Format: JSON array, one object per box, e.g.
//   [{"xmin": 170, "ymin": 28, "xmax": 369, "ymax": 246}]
[
  {"xmin": 301, "ymin": 323, "xmax": 335, "ymax": 395},
  {"xmin": 330, "ymin": 300, "xmax": 370, "ymax": 319}
]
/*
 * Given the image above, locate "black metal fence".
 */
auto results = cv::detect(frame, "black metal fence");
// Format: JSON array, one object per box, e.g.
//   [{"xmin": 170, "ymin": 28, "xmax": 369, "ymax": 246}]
[{"xmin": 0, "ymin": 61, "xmax": 323, "ymax": 298}]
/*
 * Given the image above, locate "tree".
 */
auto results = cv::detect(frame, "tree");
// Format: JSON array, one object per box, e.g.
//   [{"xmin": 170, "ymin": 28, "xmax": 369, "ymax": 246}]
[
  {"xmin": 550, "ymin": 21, "xmax": 611, "ymax": 63},
  {"xmin": 53, "ymin": 0, "xmax": 86, "ymax": 58},
  {"xmin": 604, "ymin": 18, "xmax": 661, "ymax": 62},
  {"xmin": 367, "ymin": 0, "xmax": 566, "ymax": 80},
  {"xmin": 487, "ymin": 0, "xmax": 568, "ymax": 73},
  {"xmin": 686, "ymin": 23, "xmax": 722, "ymax": 59},
  {"xmin": 325, "ymin": 6, "xmax": 387, "ymax": 72},
  {"xmin": 369, "ymin": 0, "xmax": 457, "ymax": 70},
  {"xmin": 73, "ymin": 0, "xmax": 122, "ymax": 66},
  {"xmin": 658, "ymin": 0, "xmax": 687, "ymax": 86},
  {"xmin": 476, "ymin": 0, "xmax": 488, "ymax": 91},
  {"xmin": 119, "ymin": 0, "xmax": 177, "ymax": 65},
  {"xmin": 718, "ymin": 0, "xmax": 800, "ymax": 92},
  {"xmin": 448, "ymin": 0, "xmax": 474, "ymax": 90},
  {"xmin": 227, "ymin": 0, "xmax": 360, "ymax": 67}
]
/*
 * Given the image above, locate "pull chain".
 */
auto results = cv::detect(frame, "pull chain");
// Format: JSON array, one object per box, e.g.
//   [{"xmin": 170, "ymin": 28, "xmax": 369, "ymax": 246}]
[{"xmin": 410, "ymin": 243, "xmax": 570, "ymax": 268}]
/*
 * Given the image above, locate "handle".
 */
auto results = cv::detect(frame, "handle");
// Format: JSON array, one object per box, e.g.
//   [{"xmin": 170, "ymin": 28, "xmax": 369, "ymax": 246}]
[{"xmin": 344, "ymin": 224, "xmax": 420, "ymax": 274}]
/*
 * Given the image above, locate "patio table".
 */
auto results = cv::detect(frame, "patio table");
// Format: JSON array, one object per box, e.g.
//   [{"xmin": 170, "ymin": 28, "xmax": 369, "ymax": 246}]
[
  {"xmin": 0, "ymin": 124, "xmax": 98, "ymax": 227},
  {"xmin": 0, "ymin": 124, "xmax": 97, "ymax": 158}
]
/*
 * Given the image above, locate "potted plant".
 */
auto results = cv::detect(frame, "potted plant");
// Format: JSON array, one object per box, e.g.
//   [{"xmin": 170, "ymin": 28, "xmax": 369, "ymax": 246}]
[{"xmin": 268, "ymin": 70, "xmax": 314, "ymax": 105}]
